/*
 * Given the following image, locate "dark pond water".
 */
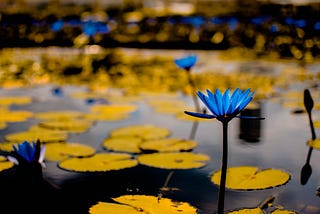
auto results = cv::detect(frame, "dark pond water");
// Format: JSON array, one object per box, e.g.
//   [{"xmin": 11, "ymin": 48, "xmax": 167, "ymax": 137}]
[{"xmin": 0, "ymin": 48, "xmax": 319, "ymax": 214}]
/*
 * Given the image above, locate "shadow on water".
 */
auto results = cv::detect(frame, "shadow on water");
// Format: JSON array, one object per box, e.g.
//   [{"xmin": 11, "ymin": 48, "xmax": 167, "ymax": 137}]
[{"xmin": 300, "ymin": 89, "xmax": 316, "ymax": 186}]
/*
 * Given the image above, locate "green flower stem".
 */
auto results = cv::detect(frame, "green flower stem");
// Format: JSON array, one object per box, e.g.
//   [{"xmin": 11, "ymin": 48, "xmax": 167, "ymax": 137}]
[{"xmin": 218, "ymin": 121, "xmax": 229, "ymax": 214}]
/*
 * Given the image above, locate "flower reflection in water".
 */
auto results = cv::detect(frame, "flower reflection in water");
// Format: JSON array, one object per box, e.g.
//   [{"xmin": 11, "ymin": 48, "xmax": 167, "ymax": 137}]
[{"xmin": 185, "ymin": 88, "xmax": 264, "ymax": 214}]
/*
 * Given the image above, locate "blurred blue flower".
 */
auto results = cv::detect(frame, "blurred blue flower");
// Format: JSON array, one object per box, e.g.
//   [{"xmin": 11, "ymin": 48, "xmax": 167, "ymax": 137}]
[
  {"xmin": 174, "ymin": 55, "xmax": 198, "ymax": 71},
  {"xmin": 11, "ymin": 141, "xmax": 46, "ymax": 166},
  {"xmin": 185, "ymin": 88, "xmax": 259, "ymax": 122}
]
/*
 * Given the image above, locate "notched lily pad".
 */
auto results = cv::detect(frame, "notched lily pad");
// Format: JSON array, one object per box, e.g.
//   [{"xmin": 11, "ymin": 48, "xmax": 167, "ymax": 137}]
[
  {"xmin": 0, "ymin": 156, "xmax": 14, "ymax": 172},
  {"xmin": 89, "ymin": 195, "xmax": 198, "ymax": 214},
  {"xmin": 58, "ymin": 153, "xmax": 138, "ymax": 172},
  {"xmin": 45, "ymin": 142, "xmax": 96, "ymax": 161},
  {"xmin": 138, "ymin": 152, "xmax": 210, "ymax": 169},
  {"xmin": 102, "ymin": 136, "xmax": 143, "ymax": 154},
  {"xmin": 139, "ymin": 138, "xmax": 197, "ymax": 153},
  {"xmin": 211, "ymin": 166, "xmax": 290, "ymax": 190},
  {"xmin": 109, "ymin": 125, "xmax": 170, "ymax": 140}
]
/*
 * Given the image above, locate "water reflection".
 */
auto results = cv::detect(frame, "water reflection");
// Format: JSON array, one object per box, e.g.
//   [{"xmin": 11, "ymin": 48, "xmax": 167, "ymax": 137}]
[{"xmin": 239, "ymin": 103, "xmax": 262, "ymax": 143}]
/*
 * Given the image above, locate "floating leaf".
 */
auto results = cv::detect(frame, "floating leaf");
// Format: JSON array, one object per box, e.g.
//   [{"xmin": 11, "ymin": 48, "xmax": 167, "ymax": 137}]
[
  {"xmin": 89, "ymin": 195, "xmax": 197, "ymax": 214},
  {"xmin": 227, "ymin": 207, "xmax": 263, "ymax": 214},
  {"xmin": 39, "ymin": 119, "xmax": 93, "ymax": 133},
  {"xmin": 89, "ymin": 104, "xmax": 137, "ymax": 114},
  {"xmin": 34, "ymin": 111, "xmax": 85, "ymax": 120},
  {"xmin": 103, "ymin": 136, "xmax": 143, "ymax": 154},
  {"xmin": 313, "ymin": 121, "xmax": 320, "ymax": 129},
  {"xmin": 109, "ymin": 125, "xmax": 170, "ymax": 141},
  {"xmin": 45, "ymin": 142, "xmax": 96, "ymax": 161},
  {"xmin": 84, "ymin": 112, "xmax": 130, "ymax": 121},
  {"xmin": 270, "ymin": 209, "xmax": 298, "ymax": 214},
  {"xmin": 89, "ymin": 202, "xmax": 141, "ymax": 214},
  {"xmin": 139, "ymin": 138, "xmax": 197, "ymax": 152},
  {"xmin": 138, "ymin": 152, "xmax": 210, "ymax": 169},
  {"xmin": 0, "ymin": 110, "xmax": 33, "ymax": 123},
  {"xmin": 148, "ymin": 100, "xmax": 189, "ymax": 115},
  {"xmin": 0, "ymin": 122, "xmax": 7, "ymax": 130},
  {"xmin": 58, "ymin": 153, "xmax": 138, "ymax": 172},
  {"xmin": 211, "ymin": 166, "xmax": 290, "ymax": 190},
  {"xmin": 0, "ymin": 96, "xmax": 32, "ymax": 106},
  {"xmin": 0, "ymin": 156, "xmax": 14, "ymax": 172},
  {"xmin": 307, "ymin": 139, "xmax": 320, "ymax": 149},
  {"xmin": 5, "ymin": 130, "xmax": 68, "ymax": 143}
]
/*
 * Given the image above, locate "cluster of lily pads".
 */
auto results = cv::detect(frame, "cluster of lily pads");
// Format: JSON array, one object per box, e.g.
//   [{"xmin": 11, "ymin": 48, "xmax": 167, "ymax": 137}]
[{"xmin": 0, "ymin": 53, "xmax": 319, "ymax": 214}]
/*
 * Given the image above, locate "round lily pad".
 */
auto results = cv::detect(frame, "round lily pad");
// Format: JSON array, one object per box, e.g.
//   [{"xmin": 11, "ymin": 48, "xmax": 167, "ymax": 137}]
[
  {"xmin": 0, "ymin": 122, "xmax": 7, "ymax": 130},
  {"xmin": 0, "ymin": 96, "xmax": 32, "ymax": 106},
  {"xmin": 227, "ymin": 207, "xmax": 263, "ymax": 214},
  {"xmin": 270, "ymin": 209, "xmax": 298, "ymax": 214},
  {"xmin": 35, "ymin": 111, "xmax": 85, "ymax": 120},
  {"xmin": 89, "ymin": 104, "xmax": 137, "ymax": 114},
  {"xmin": 109, "ymin": 125, "xmax": 170, "ymax": 141},
  {"xmin": 84, "ymin": 112, "xmax": 130, "ymax": 121},
  {"xmin": 138, "ymin": 152, "xmax": 210, "ymax": 169},
  {"xmin": 139, "ymin": 138, "xmax": 197, "ymax": 153},
  {"xmin": 45, "ymin": 142, "xmax": 96, "ymax": 161},
  {"xmin": 211, "ymin": 166, "xmax": 291, "ymax": 190},
  {"xmin": 5, "ymin": 130, "xmax": 68, "ymax": 143},
  {"xmin": 38, "ymin": 119, "xmax": 93, "ymax": 133},
  {"xmin": 58, "ymin": 153, "xmax": 138, "ymax": 172},
  {"xmin": 0, "ymin": 110, "xmax": 33, "ymax": 123},
  {"xmin": 102, "ymin": 136, "xmax": 143, "ymax": 154},
  {"xmin": 89, "ymin": 195, "xmax": 197, "ymax": 214}
]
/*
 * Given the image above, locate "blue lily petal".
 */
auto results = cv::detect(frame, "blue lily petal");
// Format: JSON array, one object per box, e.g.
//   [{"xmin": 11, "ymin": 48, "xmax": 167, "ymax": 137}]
[
  {"xmin": 185, "ymin": 88, "xmax": 260, "ymax": 122},
  {"xmin": 236, "ymin": 115, "xmax": 264, "ymax": 120},
  {"xmin": 13, "ymin": 141, "xmax": 38, "ymax": 163},
  {"xmin": 184, "ymin": 111, "xmax": 216, "ymax": 119}
]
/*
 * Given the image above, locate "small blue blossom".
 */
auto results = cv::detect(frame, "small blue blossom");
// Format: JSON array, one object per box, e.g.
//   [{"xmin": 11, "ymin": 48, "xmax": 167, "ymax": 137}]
[
  {"xmin": 174, "ymin": 55, "xmax": 198, "ymax": 71},
  {"xmin": 10, "ymin": 141, "xmax": 46, "ymax": 166},
  {"xmin": 185, "ymin": 88, "xmax": 261, "ymax": 122}
]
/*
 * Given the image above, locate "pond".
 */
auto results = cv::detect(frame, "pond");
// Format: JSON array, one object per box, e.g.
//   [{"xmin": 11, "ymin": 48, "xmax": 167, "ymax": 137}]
[{"xmin": 0, "ymin": 47, "xmax": 319, "ymax": 214}]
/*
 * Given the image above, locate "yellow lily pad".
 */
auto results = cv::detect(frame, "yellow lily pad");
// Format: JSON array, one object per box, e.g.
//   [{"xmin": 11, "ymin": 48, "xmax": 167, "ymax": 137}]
[
  {"xmin": 89, "ymin": 104, "xmax": 137, "ymax": 114},
  {"xmin": 89, "ymin": 202, "xmax": 141, "ymax": 214},
  {"xmin": 307, "ymin": 139, "xmax": 320, "ymax": 149},
  {"xmin": 102, "ymin": 136, "xmax": 143, "ymax": 154},
  {"xmin": 84, "ymin": 112, "xmax": 130, "ymax": 121},
  {"xmin": 89, "ymin": 195, "xmax": 197, "ymax": 214},
  {"xmin": 0, "ymin": 110, "xmax": 33, "ymax": 123},
  {"xmin": 139, "ymin": 138, "xmax": 197, "ymax": 152},
  {"xmin": 175, "ymin": 111, "xmax": 210, "ymax": 122},
  {"xmin": 109, "ymin": 125, "xmax": 170, "ymax": 141},
  {"xmin": 0, "ymin": 121, "xmax": 7, "ymax": 130},
  {"xmin": 313, "ymin": 121, "xmax": 320, "ymax": 129},
  {"xmin": 148, "ymin": 100, "xmax": 189, "ymax": 114},
  {"xmin": 211, "ymin": 166, "xmax": 290, "ymax": 190},
  {"xmin": 138, "ymin": 152, "xmax": 210, "ymax": 169},
  {"xmin": 58, "ymin": 153, "xmax": 138, "ymax": 172},
  {"xmin": 45, "ymin": 142, "xmax": 96, "ymax": 161},
  {"xmin": 0, "ymin": 96, "xmax": 32, "ymax": 106},
  {"xmin": 270, "ymin": 209, "xmax": 298, "ymax": 214},
  {"xmin": 38, "ymin": 119, "xmax": 93, "ymax": 133},
  {"xmin": 5, "ymin": 130, "xmax": 68, "ymax": 143},
  {"xmin": 0, "ymin": 156, "xmax": 14, "ymax": 172},
  {"xmin": 34, "ymin": 111, "xmax": 85, "ymax": 120},
  {"xmin": 227, "ymin": 207, "xmax": 264, "ymax": 214},
  {"xmin": 0, "ymin": 142, "xmax": 20, "ymax": 152}
]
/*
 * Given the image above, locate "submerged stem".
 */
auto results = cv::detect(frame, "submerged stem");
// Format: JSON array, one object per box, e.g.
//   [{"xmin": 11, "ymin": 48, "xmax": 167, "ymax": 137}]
[{"xmin": 217, "ymin": 121, "xmax": 228, "ymax": 214}]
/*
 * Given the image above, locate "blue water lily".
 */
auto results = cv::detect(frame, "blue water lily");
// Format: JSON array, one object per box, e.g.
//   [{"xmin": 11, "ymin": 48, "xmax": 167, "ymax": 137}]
[
  {"xmin": 185, "ymin": 88, "xmax": 261, "ymax": 122},
  {"xmin": 174, "ymin": 55, "xmax": 198, "ymax": 71},
  {"xmin": 11, "ymin": 141, "xmax": 46, "ymax": 166}
]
